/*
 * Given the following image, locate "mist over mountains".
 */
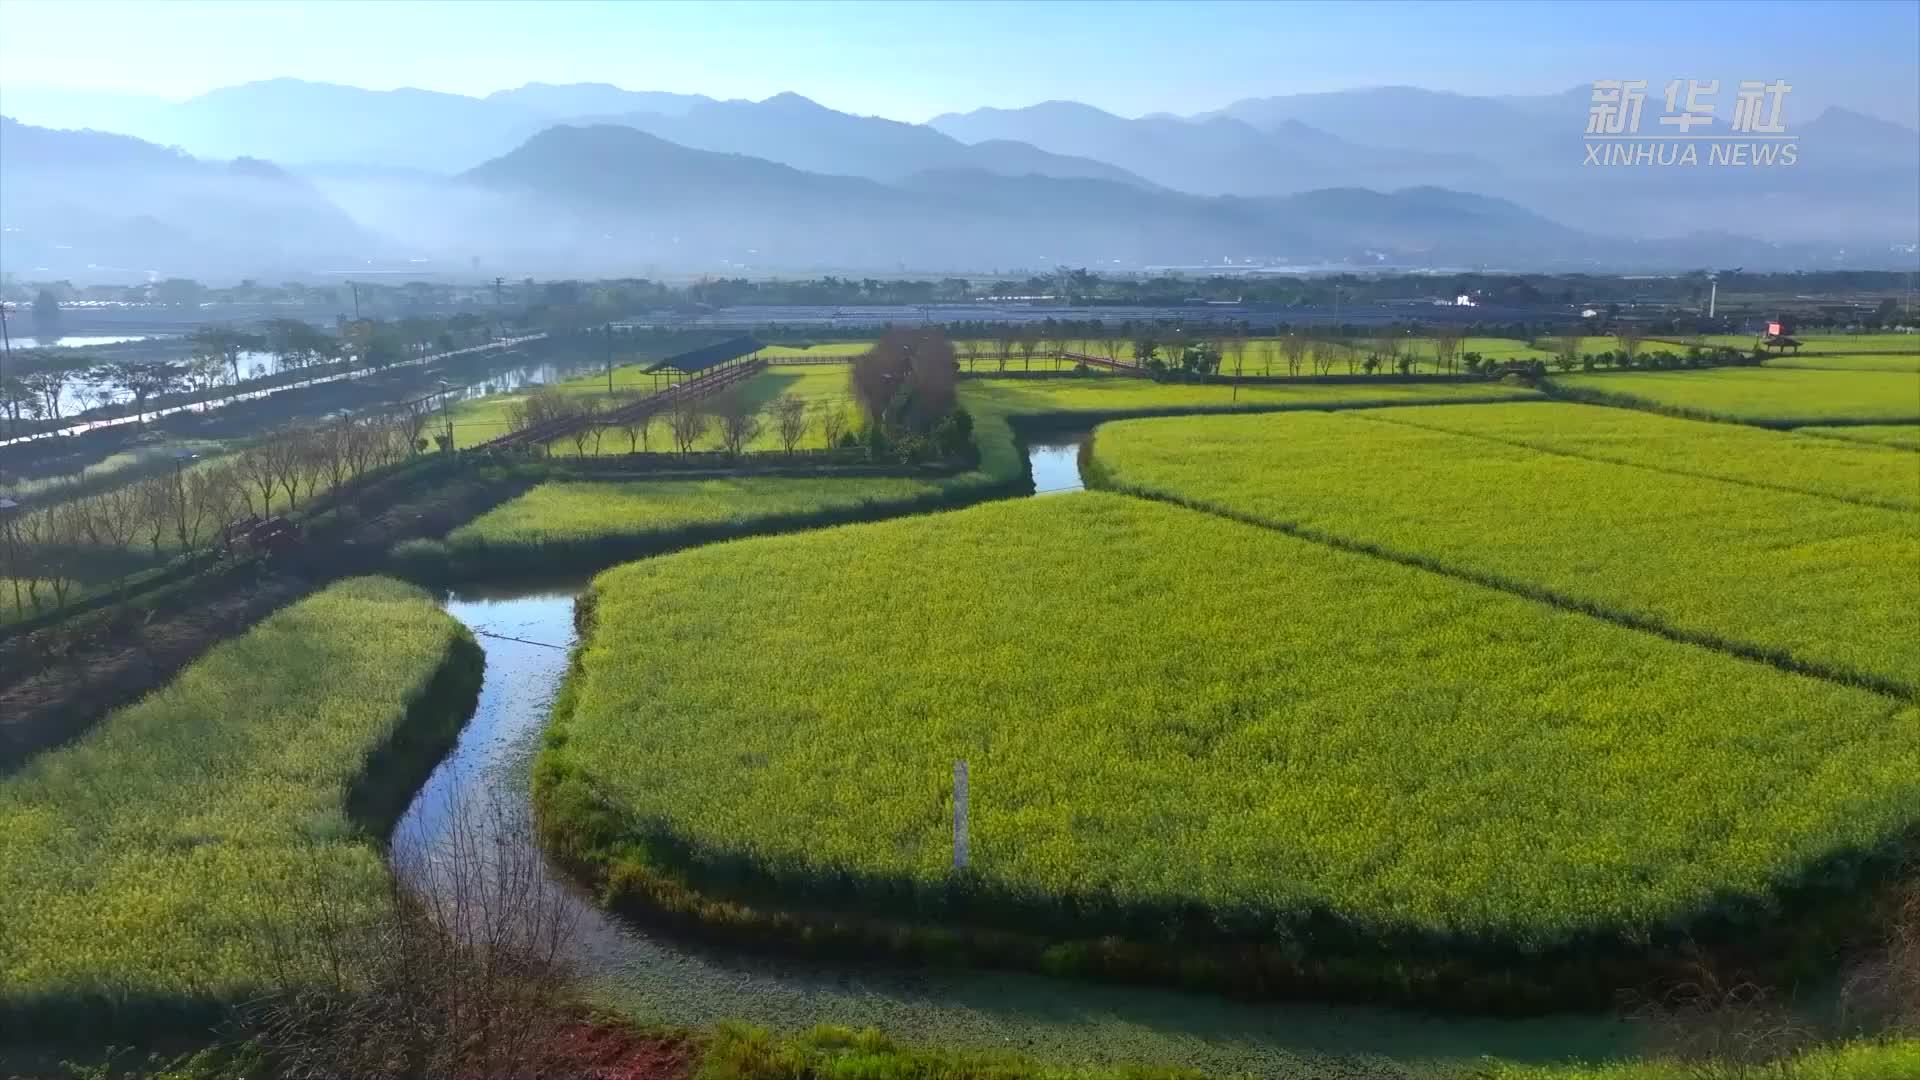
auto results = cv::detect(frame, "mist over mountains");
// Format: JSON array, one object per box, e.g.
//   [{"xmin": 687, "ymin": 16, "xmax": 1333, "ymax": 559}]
[{"xmin": 2, "ymin": 77, "xmax": 1914, "ymax": 283}]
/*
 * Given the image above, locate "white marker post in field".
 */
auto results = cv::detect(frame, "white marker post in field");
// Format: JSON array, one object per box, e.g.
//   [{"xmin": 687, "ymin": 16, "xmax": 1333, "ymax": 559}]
[{"xmin": 953, "ymin": 759, "xmax": 969, "ymax": 869}]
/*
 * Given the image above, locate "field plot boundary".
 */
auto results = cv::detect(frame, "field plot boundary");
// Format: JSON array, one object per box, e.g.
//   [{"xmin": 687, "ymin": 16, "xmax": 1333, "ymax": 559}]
[
  {"xmin": 1350, "ymin": 409, "xmax": 1920, "ymax": 513},
  {"xmin": 1083, "ymin": 424, "xmax": 1915, "ymax": 699}
]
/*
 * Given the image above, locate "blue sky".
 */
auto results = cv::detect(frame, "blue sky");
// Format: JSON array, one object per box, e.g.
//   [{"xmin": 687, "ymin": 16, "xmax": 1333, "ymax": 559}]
[{"xmin": 1, "ymin": 0, "xmax": 1914, "ymax": 125}]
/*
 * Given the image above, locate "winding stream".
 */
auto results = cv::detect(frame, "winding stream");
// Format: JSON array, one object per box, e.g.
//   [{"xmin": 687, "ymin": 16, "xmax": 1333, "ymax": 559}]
[{"xmin": 390, "ymin": 439, "xmax": 1634, "ymax": 1076}]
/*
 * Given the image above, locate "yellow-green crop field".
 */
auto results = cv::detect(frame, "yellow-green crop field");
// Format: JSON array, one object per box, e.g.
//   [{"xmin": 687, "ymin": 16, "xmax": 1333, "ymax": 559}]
[
  {"xmin": 1792, "ymin": 334, "xmax": 1920, "ymax": 354},
  {"xmin": 1356, "ymin": 402, "xmax": 1920, "ymax": 510},
  {"xmin": 448, "ymin": 474, "xmax": 977, "ymax": 561},
  {"xmin": 1548, "ymin": 368, "xmax": 1920, "ymax": 425},
  {"xmin": 960, "ymin": 374, "xmax": 1539, "ymax": 418},
  {"xmin": 1088, "ymin": 411, "xmax": 1920, "ymax": 693},
  {"xmin": 0, "ymin": 578, "xmax": 474, "ymax": 1025},
  {"xmin": 541, "ymin": 494, "xmax": 1918, "ymax": 949},
  {"xmin": 1767, "ymin": 352, "xmax": 1920, "ymax": 372},
  {"xmin": 1797, "ymin": 424, "xmax": 1920, "ymax": 450}
]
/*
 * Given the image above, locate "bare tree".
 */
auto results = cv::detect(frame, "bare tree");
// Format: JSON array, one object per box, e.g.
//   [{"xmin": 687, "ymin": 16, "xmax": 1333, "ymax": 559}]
[
  {"xmin": 43, "ymin": 504, "xmax": 86, "ymax": 607},
  {"xmin": 317, "ymin": 422, "xmax": 353, "ymax": 493},
  {"xmin": 86, "ymin": 483, "xmax": 145, "ymax": 552},
  {"xmin": 1016, "ymin": 326, "xmax": 1042, "ymax": 372},
  {"xmin": 0, "ymin": 507, "xmax": 26, "ymax": 617},
  {"xmin": 234, "ymin": 448, "xmax": 277, "ymax": 516},
  {"xmin": 12, "ymin": 508, "xmax": 51, "ymax": 612},
  {"xmin": 1280, "ymin": 333, "xmax": 1309, "ymax": 377},
  {"xmin": 136, "ymin": 475, "xmax": 174, "ymax": 555},
  {"xmin": 667, "ymin": 397, "xmax": 709, "ymax": 455},
  {"xmin": 186, "ymin": 465, "xmax": 240, "ymax": 551},
  {"xmin": 399, "ymin": 400, "xmax": 432, "ymax": 455},
  {"xmin": 1311, "ymin": 339, "xmax": 1342, "ymax": 376},
  {"xmin": 1554, "ymin": 333, "xmax": 1586, "ymax": 372},
  {"xmin": 505, "ymin": 387, "xmax": 577, "ymax": 435},
  {"xmin": 566, "ymin": 399, "xmax": 602, "ymax": 458},
  {"xmin": 1100, "ymin": 332, "xmax": 1128, "ymax": 366},
  {"xmin": 267, "ymin": 438, "xmax": 305, "ymax": 510},
  {"xmin": 711, "ymin": 388, "xmax": 763, "ymax": 457},
  {"xmin": 615, "ymin": 400, "xmax": 654, "ymax": 454},
  {"xmin": 994, "ymin": 326, "xmax": 1017, "ymax": 373},
  {"xmin": 814, "ymin": 400, "xmax": 848, "ymax": 449},
  {"xmin": 1618, "ymin": 326, "xmax": 1646, "ymax": 367},
  {"xmin": 244, "ymin": 797, "xmax": 578, "ymax": 1080},
  {"xmin": 1432, "ymin": 325, "xmax": 1463, "ymax": 374},
  {"xmin": 1374, "ymin": 334, "xmax": 1404, "ymax": 374},
  {"xmin": 770, "ymin": 394, "xmax": 810, "ymax": 454}
]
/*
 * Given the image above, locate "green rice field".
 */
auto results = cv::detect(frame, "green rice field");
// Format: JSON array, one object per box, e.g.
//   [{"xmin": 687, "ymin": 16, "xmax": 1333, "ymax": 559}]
[
  {"xmin": 1088, "ymin": 411, "xmax": 1920, "ymax": 693},
  {"xmin": 0, "ymin": 577, "xmax": 476, "ymax": 1024},
  {"xmin": 542, "ymin": 493, "xmax": 1918, "ymax": 952},
  {"xmin": 1547, "ymin": 368, "xmax": 1920, "ymax": 425}
]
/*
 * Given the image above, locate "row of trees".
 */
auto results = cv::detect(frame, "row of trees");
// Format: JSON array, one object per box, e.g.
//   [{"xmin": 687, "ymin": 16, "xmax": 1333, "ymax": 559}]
[
  {"xmin": 0, "ymin": 410, "xmax": 431, "ymax": 618},
  {"xmin": 503, "ymin": 386, "xmax": 851, "ymax": 459}
]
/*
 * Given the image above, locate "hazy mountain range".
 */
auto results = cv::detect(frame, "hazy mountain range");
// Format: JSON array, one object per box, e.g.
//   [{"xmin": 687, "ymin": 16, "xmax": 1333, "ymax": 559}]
[{"xmin": 1, "ymin": 78, "xmax": 1914, "ymax": 281}]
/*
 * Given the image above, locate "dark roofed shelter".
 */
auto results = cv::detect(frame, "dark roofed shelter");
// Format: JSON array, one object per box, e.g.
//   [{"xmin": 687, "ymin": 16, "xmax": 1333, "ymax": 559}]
[{"xmin": 640, "ymin": 336, "xmax": 765, "ymax": 391}]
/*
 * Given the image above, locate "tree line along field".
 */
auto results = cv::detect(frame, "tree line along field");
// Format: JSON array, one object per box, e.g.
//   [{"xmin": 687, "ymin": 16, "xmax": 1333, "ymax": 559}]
[
  {"xmin": 1088, "ymin": 410, "xmax": 1920, "ymax": 694},
  {"xmin": 536, "ymin": 494, "xmax": 1917, "ymax": 964},
  {"xmin": 0, "ymin": 578, "xmax": 478, "ymax": 1032}
]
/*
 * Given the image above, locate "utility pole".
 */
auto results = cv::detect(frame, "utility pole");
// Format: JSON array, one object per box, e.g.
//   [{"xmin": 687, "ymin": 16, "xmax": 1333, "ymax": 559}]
[
  {"xmin": 605, "ymin": 323, "xmax": 614, "ymax": 394},
  {"xmin": 1708, "ymin": 274, "xmax": 1718, "ymax": 319},
  {"xmin": 493, "ymin": 277, "xmax": 505, "ymax": 309},
  {"xmin": 350, "ymin": 281, "xmax": 361, "ymax": 321}
]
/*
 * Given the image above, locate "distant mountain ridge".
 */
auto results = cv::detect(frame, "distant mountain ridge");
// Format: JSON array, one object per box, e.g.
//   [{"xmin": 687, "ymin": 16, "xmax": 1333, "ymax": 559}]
[
  {"xmin": 582, "ymin": 92, "xmax": 1159, "ymax": 187},
  {"xmin": 3, "ymin": 75, "xmax": 1913, "ymax": 281},
  {"xmin": 0, "ymin": 115, "xmax": 377, "ymax": 277},
  {"xmin": 453, "ymin": 122, "xmax": 1599, "ymax": 273}
]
